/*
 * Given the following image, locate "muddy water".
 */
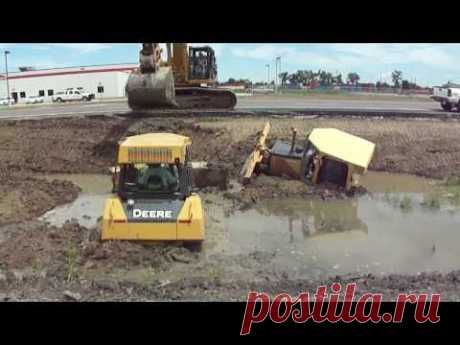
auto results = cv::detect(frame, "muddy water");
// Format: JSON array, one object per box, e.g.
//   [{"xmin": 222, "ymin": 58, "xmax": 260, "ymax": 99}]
[
  {"xmin": 225, "ymin": 172, "xmax": 460, "ymax": 279},
  {"xmin": 37, "ymin": 171, "xmax": 460, "ymax": 280},
  {"xmin": 39, "ymin": 174, "xmax": 112, "ymax": 228},
  {"xmin": 360, "ymin": 171, "xmax": 438, "ymax": 193}
]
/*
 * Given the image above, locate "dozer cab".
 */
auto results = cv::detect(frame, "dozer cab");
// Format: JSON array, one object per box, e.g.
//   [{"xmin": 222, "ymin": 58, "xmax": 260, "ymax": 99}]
[
  {"xmin": 101, "ymin": 133, "xmax": 205, "ymax": 251},
  {"xmin": 126, "ymin": 43, "xmax": 237, "ymax": 110}
]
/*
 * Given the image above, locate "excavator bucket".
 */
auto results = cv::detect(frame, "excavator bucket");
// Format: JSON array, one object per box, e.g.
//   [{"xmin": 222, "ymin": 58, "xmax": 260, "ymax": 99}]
[{"xmin": 126, "ymin": 66, "xmax": 178, "ymax": 110}]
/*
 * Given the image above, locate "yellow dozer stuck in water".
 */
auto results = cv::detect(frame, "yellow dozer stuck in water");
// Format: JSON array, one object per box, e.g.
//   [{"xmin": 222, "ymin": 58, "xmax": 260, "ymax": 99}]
[
  {"xmin": 101, "ymin": 132, "xmax": 205, "ymax": 251},
  {"xmin": 241, "ymin": 122, "xmax": 376, "ymax": 191}
]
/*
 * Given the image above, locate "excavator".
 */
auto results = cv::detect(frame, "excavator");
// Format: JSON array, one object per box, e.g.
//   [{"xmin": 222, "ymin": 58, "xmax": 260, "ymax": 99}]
[{"xmin": 126, "ymin": 43, "xmax": 237, "ymax": 110}]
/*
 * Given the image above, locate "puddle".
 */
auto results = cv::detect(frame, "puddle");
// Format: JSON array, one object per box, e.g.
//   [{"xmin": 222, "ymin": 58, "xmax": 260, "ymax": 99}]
[
  {"xmin": 226, "ymin": 182, "xmax": 460, "ymax": 279},
  {"xmin": 41, "ymin": 174, "xmax": 112, "ymax": 194},
  {"xmin": 39, "ymin": 174, "xmax": 112, "ymax": 228},
  {"xmin": 37, "ymin": 171, "xmax": 460, "ymax": 280},
  {"xmin": 360, "ymin": 171, "xmax": 438, "ymax": 193}
]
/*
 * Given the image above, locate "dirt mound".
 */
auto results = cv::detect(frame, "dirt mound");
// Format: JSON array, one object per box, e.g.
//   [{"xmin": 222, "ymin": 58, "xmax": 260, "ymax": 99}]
[
  {"xmin": 0, "ymin": 174, "xmax": 80, "ymax": 225},
  {"xmin": 92, "ymin": 118, "xmax": 137, "ymax": 161},
  {"xmin": 224, "ymin": 175, "xmax": 367, "ymax": 210},
  {"xmin": 0, "ymin": 220, "xmax": 199, "ymax": 283},
  {"xmin": 0, "ymin": 116, "xmax": 125, "ymax": 175}
]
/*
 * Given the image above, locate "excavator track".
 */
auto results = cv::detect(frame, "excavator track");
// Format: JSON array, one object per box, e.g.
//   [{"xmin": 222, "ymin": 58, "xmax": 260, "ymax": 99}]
[{"xmin": 174, "ymin": 87, "xmax": 237, "ymax": 109}]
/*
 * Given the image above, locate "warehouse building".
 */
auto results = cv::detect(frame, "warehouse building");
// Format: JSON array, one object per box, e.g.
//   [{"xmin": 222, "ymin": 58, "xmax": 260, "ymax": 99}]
[{"xmin": 0, "ymin": 63, "xmax": 138, "ymax": 103}]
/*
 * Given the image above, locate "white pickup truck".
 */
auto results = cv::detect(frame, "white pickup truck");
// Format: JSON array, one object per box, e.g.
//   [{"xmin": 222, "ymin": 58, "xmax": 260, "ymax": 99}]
[
  {"xmin": 52, "ymin": 88, "xmax": 95, "ymax": 103},
  {"xmin": 431, "ymin": 86, "xmax": 460, "ymax": 112}
]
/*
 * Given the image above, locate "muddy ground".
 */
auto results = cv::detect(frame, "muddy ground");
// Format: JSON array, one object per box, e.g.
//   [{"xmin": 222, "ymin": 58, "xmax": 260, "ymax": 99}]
[{"xmin": 1, "ymin": 114, "xmax": 460, "ymax": 301}]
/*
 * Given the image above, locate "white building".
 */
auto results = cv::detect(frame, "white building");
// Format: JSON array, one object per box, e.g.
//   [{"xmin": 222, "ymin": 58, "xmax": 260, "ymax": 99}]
[{"xmin": 0, "ymin": 63, "xmax": 138, "ymax": 103}]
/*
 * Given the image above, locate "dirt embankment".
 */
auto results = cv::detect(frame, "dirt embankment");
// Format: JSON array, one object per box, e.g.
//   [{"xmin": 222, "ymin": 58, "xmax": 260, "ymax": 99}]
[
  {"xmin": 199, "ymin": 116, "xmax": 460, "ymax": 180},
  {"xmin": 0, "ymin": 175, "xmax": 80, "ymax": 225},
  {"xmin": 3, "ymin": 115, "xmax": 459, "ymax": 186},
  {"xmin": 3, "ymin": 115, "xmax": 460, "ymax": 179},
  {"xmin": 0, "ymin": 116, "xmax": 131, "ymax": 175}
]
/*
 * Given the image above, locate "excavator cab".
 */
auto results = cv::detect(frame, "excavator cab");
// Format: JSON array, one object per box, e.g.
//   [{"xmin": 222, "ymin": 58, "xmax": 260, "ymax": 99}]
[{"xmin": 188, "ymin": 46, "xmax": 217, "ymax": 81}]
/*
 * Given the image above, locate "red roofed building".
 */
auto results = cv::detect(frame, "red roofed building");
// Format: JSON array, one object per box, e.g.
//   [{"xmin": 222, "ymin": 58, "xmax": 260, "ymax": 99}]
[{"xmin": 0, "ymin": 63, "xmax": 137, "ymax": 103}]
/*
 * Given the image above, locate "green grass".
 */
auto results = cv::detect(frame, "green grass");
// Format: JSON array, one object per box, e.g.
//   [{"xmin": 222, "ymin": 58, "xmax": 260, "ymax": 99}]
[
  {"xmin": 399, "ymin": 195, "xmax": 413, "ymax": 212},
  {"xmin": 421, "ymin": 195, "xmax": 441, "ymax": 210},
  {"xmin": 382, "ymin": 190, "xmax": 400, "ymax": 205},
  {"xmin": 66, "ymin": 242, "xmax": 80, "ymax": 283},
  {"xmin": 31, "ymin": 259, "xmax": 42, "ymax": 274},
  {"xmin": 207, "ymin": 266, "xmax": 223, "ymax": 280},
  {"xmin": 265, "ymin": 90, "xmax": 432, "ymax": 102},
  {"xmin": 446, "ymin": 175, "xmax": 460, "ymax": 186},
  {"xmin": 444, "ymin": 175, "xmax": 460, "ymax": 205},
  {"xmin": 140, "ymin": 267, "xmax": 156, "ymax": 285}
]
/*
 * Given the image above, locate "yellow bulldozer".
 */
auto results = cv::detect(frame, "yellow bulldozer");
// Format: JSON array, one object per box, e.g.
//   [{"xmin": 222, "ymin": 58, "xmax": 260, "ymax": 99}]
[
  {"xmin": 126, "ymin": 43, "xmax": 237, "ymax": 110},
  {"xmin": 101, "ymin": 132, "xmax": 205, "ymax": 251},
  {"xmin": 241, "ymin": 122, "xmax": 375, "ymax": 191}
]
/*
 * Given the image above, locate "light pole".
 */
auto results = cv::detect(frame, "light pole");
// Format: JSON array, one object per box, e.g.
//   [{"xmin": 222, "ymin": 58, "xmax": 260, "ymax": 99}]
[
  {"xmin": 275, "ymin": 56, "xmax": 281, "ymax": 93},
  {"xmin": 4, "ymin": 50, "xmax": 10, "ymax": 105},
  {"xmin": 265, "ymin": 64, "xmax": 270, "ymax": 88}
]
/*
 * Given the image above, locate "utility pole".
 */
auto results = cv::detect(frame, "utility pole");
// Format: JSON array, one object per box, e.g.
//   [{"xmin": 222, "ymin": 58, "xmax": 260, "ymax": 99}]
[
  {"xmin": 4, "ymin": 50, "xmax": 10, "ymax": 105},
  {"xmin": 275, "ymin": 56, "xmax": 281, "ymax": 93},
  {"xmin": 265, "ymin": 64, "xmax": 270, "ymax": 88}
]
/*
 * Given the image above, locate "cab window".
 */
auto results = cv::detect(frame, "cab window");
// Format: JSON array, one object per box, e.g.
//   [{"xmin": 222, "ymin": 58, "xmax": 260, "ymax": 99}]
[{"xmin": 121, "ymin": 163, "xmax": 179, "ymax": 195}]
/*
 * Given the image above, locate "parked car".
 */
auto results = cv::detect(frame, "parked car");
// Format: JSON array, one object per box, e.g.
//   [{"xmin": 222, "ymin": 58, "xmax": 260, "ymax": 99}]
[
  {"xmin": 0, "ymin": 97, "xmax": 15, "ymax": 106},
  {"xmin": 52, "ymin": 88, "xmax": 95, "ymax": 103},
  {"xmin": 25, "ymin": 95, "xmax": 45, "ymax": 104}
]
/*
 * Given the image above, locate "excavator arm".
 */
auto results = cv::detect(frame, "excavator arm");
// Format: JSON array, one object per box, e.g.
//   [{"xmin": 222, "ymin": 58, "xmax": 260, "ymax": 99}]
[{"xmin": 139, "ymin": 43, "xmax": 162, "ymax": 73}]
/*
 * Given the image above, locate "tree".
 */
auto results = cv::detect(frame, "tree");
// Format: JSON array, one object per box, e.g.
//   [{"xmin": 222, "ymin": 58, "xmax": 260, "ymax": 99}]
[
  {"xmin": 377, "ymin": 81, "xmax": 391, "ymax": 88},
  {"xmin": 401, "ymin": 80, "xmax": 410, "ymax": 89},
  {"xmin": 319, "ymin": 70, "xmax": 334, "ymax": 86},
  {"xmin": 392, "ymin": 70, "xmax": 402, "ymax": 88},
  {"xmin": 279, "ymin": 72, "xmax": 289, "ymax": 85},
  {"xmin": 334, "ymin": 73, "xmax": 343, "ymax": 85},
  {"xmin": 288, "ymin": 72, "xmax": 299, "ymax": 84},
  {"xmin": 227, "ymin": 78, "xmax": 236, "ymax": 84},
  {"xmin": 347, "ymin": 72, "xmax": 360, "ymax": 85}
]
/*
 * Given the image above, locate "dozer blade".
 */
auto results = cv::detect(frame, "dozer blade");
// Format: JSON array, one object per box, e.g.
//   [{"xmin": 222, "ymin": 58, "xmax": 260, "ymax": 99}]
[{"xmin": 126, "ymin": 66, "xmax": 178, "ymax": 110}]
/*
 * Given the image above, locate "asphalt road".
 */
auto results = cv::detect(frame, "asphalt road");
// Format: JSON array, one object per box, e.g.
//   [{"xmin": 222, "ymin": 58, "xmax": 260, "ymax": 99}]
[{"xmin": 0, "ymin": 96, "xmax": 449, "ymax": 120}]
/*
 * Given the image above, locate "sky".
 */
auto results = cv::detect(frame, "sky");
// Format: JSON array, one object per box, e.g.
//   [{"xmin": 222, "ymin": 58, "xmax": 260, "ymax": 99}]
[{"xmin": 1, "ymin": 43, "xmax": 460, "ymax": 86}]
